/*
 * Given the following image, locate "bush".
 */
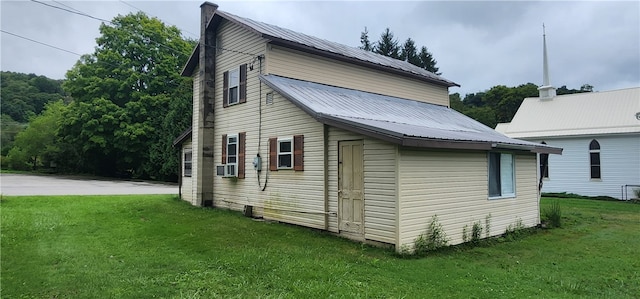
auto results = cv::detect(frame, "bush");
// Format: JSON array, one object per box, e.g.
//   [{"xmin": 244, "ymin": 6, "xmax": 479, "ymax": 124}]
[
  {"xmin": 543, "ymin": 200, "xmax": 562, "ymax": 228},
  {"xmin": 414, "ymin": 215, "xmax": 449, "ymax": 255},
  {"xmin": 503, "ymin": 218, "xmax": 525, "ymax": 239}
]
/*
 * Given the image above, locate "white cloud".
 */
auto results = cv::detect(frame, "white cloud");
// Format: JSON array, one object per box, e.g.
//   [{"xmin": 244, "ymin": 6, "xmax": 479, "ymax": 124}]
[{"xmin": 1, "ymin": 0, "xmax": 638, "ymax": 95}]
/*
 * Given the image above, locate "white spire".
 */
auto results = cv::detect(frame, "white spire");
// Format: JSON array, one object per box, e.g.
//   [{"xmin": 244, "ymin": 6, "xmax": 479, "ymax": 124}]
[{"xmin": 538, "ymin": 23, "xmax": 556, "ymax": 100}]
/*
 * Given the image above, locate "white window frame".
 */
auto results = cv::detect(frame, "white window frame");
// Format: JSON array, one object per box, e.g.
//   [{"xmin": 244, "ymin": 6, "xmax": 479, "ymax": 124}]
[
  {"xmin": 277, "ymin": 137, "xmax": 293, "ymax": 169},
  {"xmin": 183, "ymin": 148, "xmax": 192, "ymax": 177},
  {"xmin": 227, "ymin": 134, "xmax": 238, "ymax": 164},
  {"xmin": 228, "ymin": 67, "xmax": 240, "ymax": 105},
  {"xmin": 488, "ymin": 152, "xmax": 516, "ymax": 199},
  {"xmin": 589, "ymin": 139, "xmax": 601, "ymax": 180}
]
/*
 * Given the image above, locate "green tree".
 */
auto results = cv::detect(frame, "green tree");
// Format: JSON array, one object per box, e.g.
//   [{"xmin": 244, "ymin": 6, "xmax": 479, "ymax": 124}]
[
  {"xmin": 6, "ymin": 101, "xmax": 67, "ymax": 170},
  {"xmin": 1, "ymin": 114, "xmax": 27, "ymax": 156},
  {"xmin": 60, "ymin": 12, "xmax": 194, "ymax": 179},
  {"xmin": 400, "ymin": 38, "xmax": 421, "ymax": 66},
  {"xmin": 418, "ymin": 46, "xmax": 439, "ymax": 75},
  {"xmin": 374, "ymin": 28, "xmax": 400, "ymax": 59},
  {"xmin": 0, "ymin": 71, "xmax": 65, "ymax": 123},
  {"xmin": 359, "ymin": 27, "xmax": 373, "ymax": 51},
  {"xmin": 361, "ymin": 30, "xmax": 440, "ymax": 74}
]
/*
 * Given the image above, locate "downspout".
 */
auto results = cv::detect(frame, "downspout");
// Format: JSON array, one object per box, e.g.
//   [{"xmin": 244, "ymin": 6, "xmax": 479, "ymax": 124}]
[
  {"xmin": 178, "ymin": 149, "xmax": 182, "ymax": 199},
  {"xmin": 323, "ymin": 124, "xmax": 329, "ymax": 231}
]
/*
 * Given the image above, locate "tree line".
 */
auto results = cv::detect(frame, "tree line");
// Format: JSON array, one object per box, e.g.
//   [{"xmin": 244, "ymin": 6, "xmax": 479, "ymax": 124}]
[
  {"xmin": 360, "ymin": 27, "xmax": 593, "ymax": 128},
  {"xmin": 3, "ymin": 12, "xmax": 194, "ymax": 181},
  {"xmin": 1, "ymin": 15, "xmax": 593, "ymax": 181}
]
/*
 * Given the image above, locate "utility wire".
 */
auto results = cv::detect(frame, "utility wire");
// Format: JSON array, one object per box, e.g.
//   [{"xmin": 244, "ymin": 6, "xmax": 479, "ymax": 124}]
[
  {"xmin": 51, "ymin": 0, "xmax": 85, "ymax": 14},
  {"xmin": 1, "ymin": 29, "xmax": 83, "ymax": 57},
  {"xmin": 30, "ymin": 0, "xmax": 112, "ymax": 24},
  {"xmin": 1, "ymin": 29, "xmax": 190, "ymax": 90}
]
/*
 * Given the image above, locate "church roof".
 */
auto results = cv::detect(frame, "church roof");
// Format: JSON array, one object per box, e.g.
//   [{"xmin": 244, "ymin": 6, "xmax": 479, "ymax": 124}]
[{"xmin": 497, "ymin": 87, "xmax": 640, "ymax": 139}]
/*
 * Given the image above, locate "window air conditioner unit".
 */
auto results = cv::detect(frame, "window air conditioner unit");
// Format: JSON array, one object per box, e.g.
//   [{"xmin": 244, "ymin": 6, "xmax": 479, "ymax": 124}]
[{"xmin": 216, "ymin": 164, "xmax": 237, "ymax": 178}]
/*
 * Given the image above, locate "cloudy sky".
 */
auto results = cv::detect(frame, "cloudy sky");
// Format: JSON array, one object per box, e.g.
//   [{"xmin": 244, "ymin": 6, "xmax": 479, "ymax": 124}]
[{"xmin": 1, "ymin": 0, "xmax": 638, "ymax": 96}]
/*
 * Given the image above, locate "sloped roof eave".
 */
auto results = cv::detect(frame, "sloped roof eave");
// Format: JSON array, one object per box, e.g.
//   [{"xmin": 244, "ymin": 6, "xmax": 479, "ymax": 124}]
[
  {"xmin": 259, "ymin": 74, "xmax": 561, "ymax": 155},
  {"xmin": 172, "ymin": 126, "xmax": 193, "ymax": 147},
  {"xmin": 180, "ymin": 10, "xmax": 459, "ymax": 87}
]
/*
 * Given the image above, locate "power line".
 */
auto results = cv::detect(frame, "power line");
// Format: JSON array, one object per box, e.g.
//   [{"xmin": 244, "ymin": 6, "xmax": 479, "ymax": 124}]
[
  {"xmin": 31, "ymin": 0, "xmax": 259, "ymax": 60},
  {"xmin": 1, "ymin": 29, "xmax": 190, "ymax": 90},
  {"xmin": 51, "ymin": 0, "xmax": 84, "ymax": 14},
  {"xmin": 1, "ymin": 29, "xmax": 82, "ymax": 57},
  {"xmin": 30, "ymin": 0, "xmax": 112, "ymax": 24}
]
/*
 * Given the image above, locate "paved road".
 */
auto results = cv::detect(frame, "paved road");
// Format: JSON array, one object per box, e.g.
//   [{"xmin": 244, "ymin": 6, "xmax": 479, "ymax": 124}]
[{"xmin": 0, "ymin": 173, "xmax": 178, "ymax": 196}]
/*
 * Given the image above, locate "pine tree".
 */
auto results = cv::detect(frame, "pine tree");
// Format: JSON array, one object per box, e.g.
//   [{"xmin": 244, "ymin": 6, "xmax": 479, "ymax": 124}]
[
  {"xmin": 359, "ymin": 27, "xmax": 373, "ymax": 51},
  {"xmin": 418, "ymin": 46, "xmax": 440, "ymax": 75},
  {"xmin": 400, "ymin": 38, "xmax": 421, "ymax": 66},
  {"xmin": 374, "ymin": 28, "xmax": 400, "ymax": 59}
]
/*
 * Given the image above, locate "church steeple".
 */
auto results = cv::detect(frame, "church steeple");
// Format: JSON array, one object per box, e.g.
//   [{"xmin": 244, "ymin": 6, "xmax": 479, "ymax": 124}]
[{"xmin": 538, "ymin": 24, "xmax": 556, "ymax": 100}]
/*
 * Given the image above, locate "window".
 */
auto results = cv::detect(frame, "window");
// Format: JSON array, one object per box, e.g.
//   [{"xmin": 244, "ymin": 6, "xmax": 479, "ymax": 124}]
[
  {"xmin": 269, "ymin": 135, "xmax": 304, "ymax": 171},
  {"xmin": 488, "ymin": 152, "xmax": 515, "ymax": 198},
  {"xmin": 227, "ymin": 135, "xmax": 238, "ymax": 164},
  {"xmin": 589, "ymin": 139, "xmax": 601, "ymax": 179},
  {"xmin": 183, "ymin": 149, "xmax": 192, "ymax": 177},
  {"xmin": 228, "ymin": 68, "xmax": 239, "ymax": 105},
  {"xmin": 277, "ymin": 138, "xmax": 293, "ymax": 169},
  {"xmin": 540, "ymin": 141, "xmax": 549, "ymax": 179},
  {"xmin": 221, "ymin": 133, "xmax": 246, "ymax": 178},
  {"xmin": 223, "ymin": 64, "xmax": 247, "ymax": 107}
]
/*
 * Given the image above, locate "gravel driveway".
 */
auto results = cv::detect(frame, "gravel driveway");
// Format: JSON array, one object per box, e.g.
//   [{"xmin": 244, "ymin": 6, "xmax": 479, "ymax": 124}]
[{"xmin": 0, "ymin": 173, "xmax": 178, "ymax": 196}]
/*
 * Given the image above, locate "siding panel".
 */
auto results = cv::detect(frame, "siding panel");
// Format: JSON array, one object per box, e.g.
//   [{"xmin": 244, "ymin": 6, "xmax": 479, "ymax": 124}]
[
  {"xmin": 328, "ymin": 127, "xmax": 397, "ymax": 244},
  {"xmin": 211, "ymin": 20, "xmax": 327, "ymax": 230},
  {"xmin": 266, "ymin": 45, "xmax": 449, "ymax": 106},
  {"xmin": 529, "ymin": 135, "xmax": 640, "ymax": 199},
  {"xmin": 398, "ymin": 149, "xmax": 539, "ymax": 250}
]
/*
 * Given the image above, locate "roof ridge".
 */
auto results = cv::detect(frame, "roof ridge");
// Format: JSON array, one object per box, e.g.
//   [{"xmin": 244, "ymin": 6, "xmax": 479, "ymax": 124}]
[{"xmin": 215, "ymin": 10, "xmax": 458, "ymax": 87}]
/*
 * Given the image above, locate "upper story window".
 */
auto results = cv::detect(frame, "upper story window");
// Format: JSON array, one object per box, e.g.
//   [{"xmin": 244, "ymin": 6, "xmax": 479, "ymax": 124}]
[
  {"xmin": 223, "ymin": 64, "xmax": 247, "ymax": 107},
  {"xmin": 228, "ymin": 68, "xmax": 239, "ymax": 104},
  {"xmin": 589, "ymin": 139, "xmax": 601, "ymax": 179},
  {"xmin": 269, "ymin": 135, "xmax": 304, "ymax": 171},
  {"xmin": 488, "ymin": 152, "xmax": 515, "ymax": 199},
  {"xmin": 540, "ymin": 141, "xmax": 549, "ymax": 179}
]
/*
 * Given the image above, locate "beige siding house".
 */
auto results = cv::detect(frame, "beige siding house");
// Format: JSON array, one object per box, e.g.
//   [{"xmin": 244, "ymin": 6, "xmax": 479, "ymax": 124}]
[{"xmin": 174, "ymin": 3, "xmax": 561, "ymax": 252}]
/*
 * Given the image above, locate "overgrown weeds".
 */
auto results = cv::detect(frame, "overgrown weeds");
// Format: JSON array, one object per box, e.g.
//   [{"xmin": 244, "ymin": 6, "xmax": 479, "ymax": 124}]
[
  {"xmin": 543, "ymin": 199, "xmax": 562, "ymax": 228},
  {"xmin": 413, "ymin": 215, "xmax": 449, "ymax": 255}
]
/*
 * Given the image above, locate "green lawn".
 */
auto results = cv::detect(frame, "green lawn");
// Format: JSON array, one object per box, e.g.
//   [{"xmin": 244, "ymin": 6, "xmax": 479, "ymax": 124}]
[{"xmin": 1, "ymin": 195, "xmax": 638, "ymax": 298}]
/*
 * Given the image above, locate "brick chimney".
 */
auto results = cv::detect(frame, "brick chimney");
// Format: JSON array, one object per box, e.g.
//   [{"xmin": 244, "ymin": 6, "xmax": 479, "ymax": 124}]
[{"xmin": 195, "ymin": 2, "xmax": 218, "ymax": 206}]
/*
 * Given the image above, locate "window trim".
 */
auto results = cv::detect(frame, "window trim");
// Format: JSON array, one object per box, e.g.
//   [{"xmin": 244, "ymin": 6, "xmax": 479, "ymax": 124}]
[
  {"xmin": 227, "ymin": 67, "xmax": 240, "ymax": 105},
  {"xmin": 183, "ymin": 148, "xmax": 192, "ymax": 177},
  {"xmin": 488, "ymin": 152, "xmax": 516, "ymax": 200},
  {"xmin": 589, "ymin": 139, "xmax": 601, "ymax": 180},
  {"xmin": 226, "ymin": 134, "xmax": 238, "ymax": 165},
  {"xmin": 269, "ymin": 135, "xmax": 304, "ymax": 171},
  {"xmin": 277, "ymin": 137, "xmax": 293, "ymax": 169},
  {"xmin": 223, "ymin": 64, "xmax": 247, "ymax": 108}
]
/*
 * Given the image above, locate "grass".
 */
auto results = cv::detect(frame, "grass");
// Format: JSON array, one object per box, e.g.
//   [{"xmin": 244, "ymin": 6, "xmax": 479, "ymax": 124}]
[{"xmin": 1, "ymin": 195, "xmax": 639, "ymax": 298}]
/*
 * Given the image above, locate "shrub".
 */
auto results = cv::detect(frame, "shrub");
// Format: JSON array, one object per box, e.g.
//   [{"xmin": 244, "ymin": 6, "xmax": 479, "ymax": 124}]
[
  {"xmin": 504, "ymin": 218, "xmax": 527, "ymax": 240},
  {"xmin": 543, "ymin": 200, "xmax": 562, "ymax": 228},
  {"xmin": 414, "ymin": 215, "xmax": 449, "ymax": 255},
  {"xmin": 633, "ymin": 188, "xmax": 640, "ymax": 199}
]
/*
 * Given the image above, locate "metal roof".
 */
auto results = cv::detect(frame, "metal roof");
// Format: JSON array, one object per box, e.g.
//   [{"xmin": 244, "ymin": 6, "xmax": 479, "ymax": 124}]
[
  {"xmin": 183, "ymin": 8, "xmax": 458, "ymax": 87},
  {"xmin": 499, "ymin": 87, "xmax": 640, "ymax": 139},
  {"xmin": 260, "ymin": 74, "xmax": 561, "ymax": 154}
]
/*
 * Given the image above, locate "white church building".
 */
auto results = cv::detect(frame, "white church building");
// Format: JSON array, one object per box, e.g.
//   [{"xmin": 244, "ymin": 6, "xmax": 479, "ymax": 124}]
[{"xmin": 496, "ymin": 29, "xmax": 640, "ymax": 200}]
